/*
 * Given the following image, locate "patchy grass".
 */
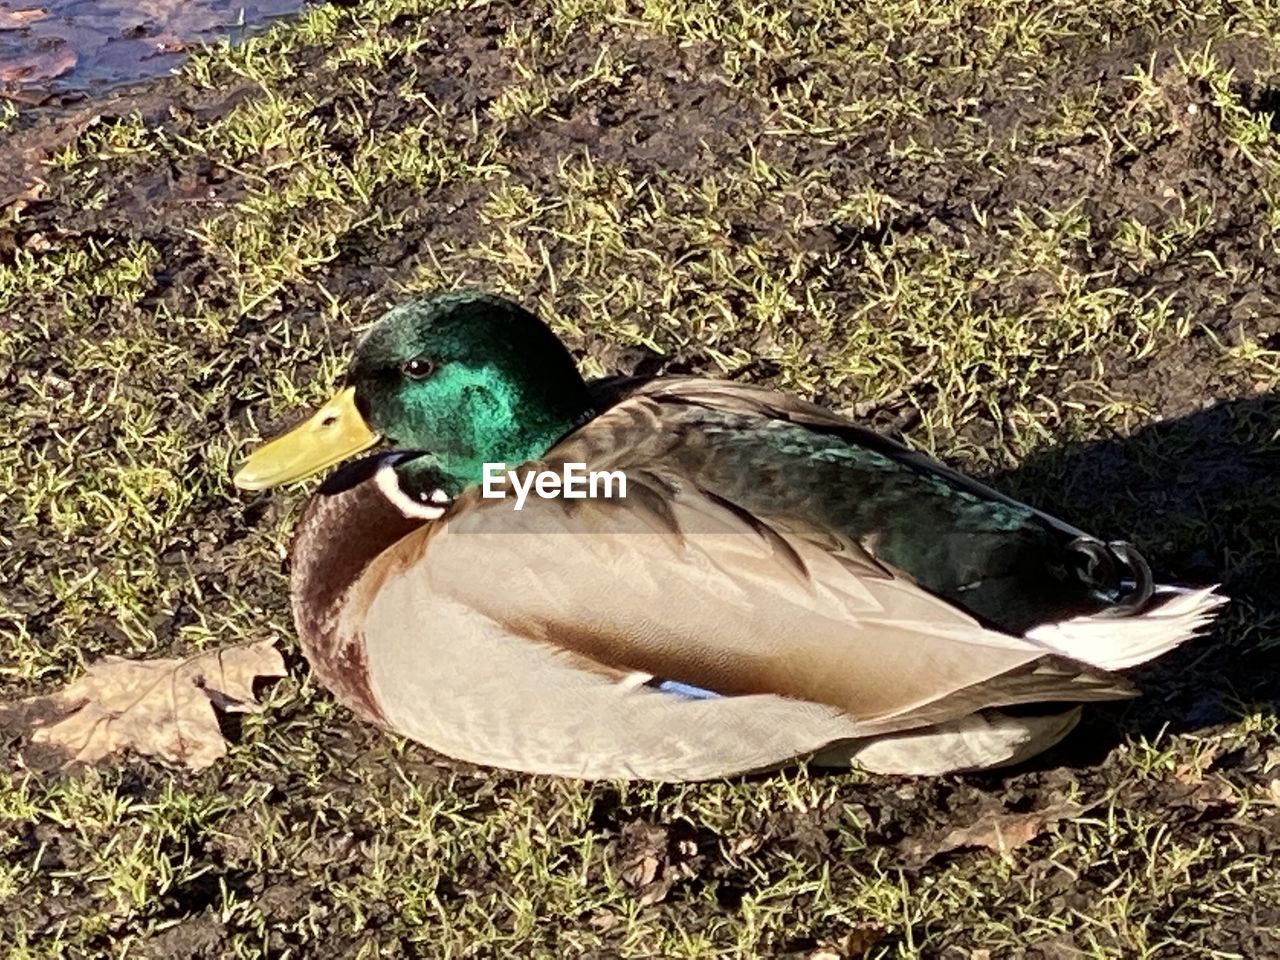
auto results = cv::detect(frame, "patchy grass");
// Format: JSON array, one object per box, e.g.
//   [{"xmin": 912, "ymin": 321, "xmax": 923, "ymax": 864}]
[{"xmin": 1, "ymin": 0, "xmax": 1279, "ymax": 955}]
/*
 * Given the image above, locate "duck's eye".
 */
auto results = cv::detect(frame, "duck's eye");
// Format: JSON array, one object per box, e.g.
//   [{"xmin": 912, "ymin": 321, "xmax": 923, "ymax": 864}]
[{"xmin": 401, "ymin": 356, "xmax": 436, "ymax": 380}]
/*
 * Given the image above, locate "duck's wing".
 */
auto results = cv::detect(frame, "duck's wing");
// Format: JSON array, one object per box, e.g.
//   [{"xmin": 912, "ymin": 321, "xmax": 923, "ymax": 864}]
[
  {"xmin": 557, "ymin": 376, "xmax": 1114, "ymax": 634},
  {"xmin": 612, "ymin": 379, "xmax": 1224, "ymax": 653}
]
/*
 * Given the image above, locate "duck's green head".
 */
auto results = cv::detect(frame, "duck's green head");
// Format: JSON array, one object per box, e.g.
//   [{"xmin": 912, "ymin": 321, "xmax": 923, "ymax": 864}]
[{"xmin": 233, "ymin": 292, "xmax": 594, "ymax": 493}]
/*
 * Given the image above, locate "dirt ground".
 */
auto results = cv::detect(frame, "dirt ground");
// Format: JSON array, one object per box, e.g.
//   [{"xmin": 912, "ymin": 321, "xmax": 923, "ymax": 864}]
[{"xmin": 1, "ymin": 0, "xmax": 1279, "ymax": 956}]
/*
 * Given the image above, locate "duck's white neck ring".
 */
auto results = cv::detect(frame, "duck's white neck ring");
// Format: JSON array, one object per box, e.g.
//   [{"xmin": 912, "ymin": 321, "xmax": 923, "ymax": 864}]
[{"xmin": 373, "ymin": 454, "xmax": 451, "ymax": 520}]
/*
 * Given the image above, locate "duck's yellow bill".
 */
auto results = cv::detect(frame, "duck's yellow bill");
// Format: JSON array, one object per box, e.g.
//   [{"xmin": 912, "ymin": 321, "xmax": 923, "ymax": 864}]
[{"xmin": 234, "ymin": 387, "xmax": 380, "ymax": 490}]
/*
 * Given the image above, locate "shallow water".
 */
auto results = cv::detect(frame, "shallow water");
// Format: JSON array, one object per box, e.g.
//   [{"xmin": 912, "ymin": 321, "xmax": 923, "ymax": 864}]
[{"xmin": 0, "ymin": 0, "xmax": 307, "ymax": 98}]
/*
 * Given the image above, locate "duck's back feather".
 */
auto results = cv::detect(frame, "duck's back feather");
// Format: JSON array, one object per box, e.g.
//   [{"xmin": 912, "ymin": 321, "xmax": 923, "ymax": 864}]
[{"xmin": 560, "ymin": 377, "xmax": 1115, "ymax": 632}]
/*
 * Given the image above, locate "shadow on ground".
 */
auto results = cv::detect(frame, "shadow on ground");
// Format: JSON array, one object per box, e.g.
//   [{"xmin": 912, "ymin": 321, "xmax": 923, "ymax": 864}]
[{"xmin": 982, "ymin": 392, "xmax": 1280, "ymax": 770}]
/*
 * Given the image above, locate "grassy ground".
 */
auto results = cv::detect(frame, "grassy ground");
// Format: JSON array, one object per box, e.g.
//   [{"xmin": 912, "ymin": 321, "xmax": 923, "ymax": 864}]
[{"xmin": 2, "ymin": 0, "xmax": 1280, "ymax": 955}]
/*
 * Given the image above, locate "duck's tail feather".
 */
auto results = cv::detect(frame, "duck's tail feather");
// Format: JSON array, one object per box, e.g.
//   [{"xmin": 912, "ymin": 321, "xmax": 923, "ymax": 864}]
[{"xmin": 1024, "ymin": 585, "xmax": 1227, "ymax": 671}]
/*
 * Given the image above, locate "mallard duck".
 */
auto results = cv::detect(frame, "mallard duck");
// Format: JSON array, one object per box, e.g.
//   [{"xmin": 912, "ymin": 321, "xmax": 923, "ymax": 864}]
[{"xmin": 234, "ymin": 292, "xmax": 1225, "ymax": 780}]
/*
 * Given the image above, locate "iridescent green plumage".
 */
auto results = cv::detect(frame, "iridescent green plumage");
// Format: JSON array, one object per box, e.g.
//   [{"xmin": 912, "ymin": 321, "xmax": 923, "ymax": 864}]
[{"xmin": 347, "ymin": 293, "xmax": 593, "ymax": 492}]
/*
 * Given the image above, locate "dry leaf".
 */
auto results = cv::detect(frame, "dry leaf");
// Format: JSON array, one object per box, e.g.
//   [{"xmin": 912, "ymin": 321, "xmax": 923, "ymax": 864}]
[
  {"xmin": 1263, "ymin": 748, "xmax": 1280, "ymax": 776},
  {"xmin": 636, "ymin": 875, "xmax": 674, "ymax": 907},
  {"xmin": 0, "ymin": 43, "xmax": 75, "ymax": 86},
  {"xmin": 14, "ymin": 638, "xmax": 285, "ymax": 770},
  {"xmin": 625, "ymin": 854, "xmax": 660, "ymax": 888},
  {"xmin": 1173, "ymin": 744, "xmax": 1219, "ymax": 784},
  {"xmin": 0, "ymin": 109, "xmax": 99, "ymax": 209},
  {"xmin": 841, "ymin": 924, "xmax": 889, "ymax": 955},
  {"xmin": 899, "ymin": 802, "xmax": 1090, "ymax": 867},
  {"xmin": 808, "ymin": 924, "xmax": 889, "ymax": 959},
  {"xmin": 0, "ymin": 8, "xmax": 46, "ymax": 30},
  {"xmin": 1187, "ymin": 777, "xmax": 1235, "ymax": 812},
  {"xmin": 615, "ymin": 819, "xmax": 699, "ymax": 907}
]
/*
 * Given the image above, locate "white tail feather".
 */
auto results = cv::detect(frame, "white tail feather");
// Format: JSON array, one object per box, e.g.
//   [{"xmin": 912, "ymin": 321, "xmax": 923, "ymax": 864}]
[{"xmin": 1024, "ymin": 585, "xmax": 1227, "ymax": 671}]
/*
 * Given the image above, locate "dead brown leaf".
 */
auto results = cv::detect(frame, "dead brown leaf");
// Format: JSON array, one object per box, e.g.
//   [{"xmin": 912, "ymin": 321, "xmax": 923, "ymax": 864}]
[
  {"xmin": 624, "ymin": 853, "xmax": 660, "ymax": 888},
  {"xmin": 11, "ymin": 638, "xmax": 285, "ymax": 770},
  {"xmin": 588, "ymin": 912, "xmax": 620, "ymax": 932},
  {"xmin": 1173, "ymin": 743, "xmax": 1219, "ymax": 784},
  {"xmin": 898, "ymin": 802, "xmax": 1092, "ymax": 867},
  {"xmin": 1263, "ymin": 748, "xmax": 1280, "ymax": 776},
  {"xmin": 0, "ymin": 8, "xmax": 46, "ymax": 30},
  {"xmin": 0, "ymin": 104, "xmax": 107, "ymax": 211},
  {"xmin": 635, "ymin": 875, "xmax": 673, "ymax": 907},
  {"xmin": 1188, "ymin": 777, "xmax": 1236, "ymax": 811},
  {"xmin": 0, "ymin": 43, "xmax": 75, "ymax": 86},
  {"xmin": 615, "ymin": 819, "xmax": 700, "ymax": 906},
  {"xmin": 807, "ymin": 924, "xmax": 889, "ymax": 959}
]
